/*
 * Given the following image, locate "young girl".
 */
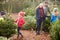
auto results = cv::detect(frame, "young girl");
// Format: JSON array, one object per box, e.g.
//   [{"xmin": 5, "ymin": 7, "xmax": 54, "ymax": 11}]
[{"xmin": 15, "ymin": 11, "xmax": 25, "ymax": 39}]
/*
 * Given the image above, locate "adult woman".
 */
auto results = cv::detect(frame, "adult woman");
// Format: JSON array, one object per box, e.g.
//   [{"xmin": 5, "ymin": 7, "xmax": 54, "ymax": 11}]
[{"xmin": 36, "ymin": 3, "xmax": 45, "ymax": 35}]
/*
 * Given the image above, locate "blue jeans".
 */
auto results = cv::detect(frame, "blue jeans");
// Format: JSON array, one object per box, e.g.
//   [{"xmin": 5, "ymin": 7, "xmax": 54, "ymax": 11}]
[
  {"xmin": 36, "ymin": 17, "xmax": 45, "ymax": 34},
  {"xmin": 17, "ymin": 27, "xmax": 22, "ymax": 36}
]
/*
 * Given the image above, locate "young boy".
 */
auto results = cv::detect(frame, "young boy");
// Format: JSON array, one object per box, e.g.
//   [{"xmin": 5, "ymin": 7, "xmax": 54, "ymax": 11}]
[
  {"xmin": 51, "ymin": 8, "xmax": 60, "ymax": 23},
  {"xmin": 15, "ymin": 11, "xmax": 25, "ymax": 39}
]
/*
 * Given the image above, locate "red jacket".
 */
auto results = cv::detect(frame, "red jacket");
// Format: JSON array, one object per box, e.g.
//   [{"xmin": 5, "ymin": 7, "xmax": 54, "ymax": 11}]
[{"xmin": 15, "ymin": 16, "xmax": 25, "ymax": 28}]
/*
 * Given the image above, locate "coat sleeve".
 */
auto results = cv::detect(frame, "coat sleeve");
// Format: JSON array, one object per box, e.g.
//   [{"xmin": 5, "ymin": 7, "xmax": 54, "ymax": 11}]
[
  {"xmin": 22, "ymin": 18, "xmax": 25, "ymax": 24},
  {"xmin": 48, "ymin": 7, "xmax": 51, "ymax": 15},
  {"xmin": 36, "ymin": 8, "xmax": 40, "ymax": 20},
  {"xmin": 15, "ymin": 19, "xmax": 18, "ymax": 23},
  {"xmin": 51, "ymin": 15, "xmax": 55, "ymax": 22}
]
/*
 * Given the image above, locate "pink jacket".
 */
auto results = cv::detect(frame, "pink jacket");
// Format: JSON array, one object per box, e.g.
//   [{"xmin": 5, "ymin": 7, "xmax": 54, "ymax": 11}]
[
  {"xmin": 15, "ymin": 11, "xmax": 25, "ymax": 28},
  {"xmin": 15, "ymin": 16, "xmax": 25, "ymax": 28}
]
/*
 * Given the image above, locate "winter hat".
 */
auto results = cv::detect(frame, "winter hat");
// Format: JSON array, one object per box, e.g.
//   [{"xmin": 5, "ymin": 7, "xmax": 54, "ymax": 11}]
[
  {"xmin": 53, "ymin": 8, "xmax": 58, "ymax": 12},
  {"xmin": 18, "ymin": 11, "xmax": 25, "ymax": 16}
]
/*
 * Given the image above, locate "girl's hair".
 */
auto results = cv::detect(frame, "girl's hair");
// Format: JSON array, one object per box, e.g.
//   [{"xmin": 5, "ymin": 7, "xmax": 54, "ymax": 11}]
[{"xmin": 36, "ymin": 3, "xmax": 43, "ymax": 9}]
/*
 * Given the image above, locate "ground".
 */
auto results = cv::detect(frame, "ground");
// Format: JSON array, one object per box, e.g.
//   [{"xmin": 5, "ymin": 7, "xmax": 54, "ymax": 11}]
[
  {"xmin": 23, "ymin": 30, "xmax": 50, "ymax": 40},
  {"xmin": 10, "ymin": 30, "xmax": 50, "ymax": 40}
]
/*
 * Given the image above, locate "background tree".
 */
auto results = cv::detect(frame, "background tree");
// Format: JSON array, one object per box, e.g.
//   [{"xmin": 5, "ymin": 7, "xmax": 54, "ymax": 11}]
[{"xmin": 0, "ymin": 0, "xmax": 6, "ymax": 12}]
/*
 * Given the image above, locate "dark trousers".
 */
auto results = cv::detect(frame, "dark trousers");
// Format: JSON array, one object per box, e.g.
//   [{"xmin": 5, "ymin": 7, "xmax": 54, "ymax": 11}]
[
  {"xmin": 17, "ymin": 27, "xmax": 22, "ymax": 37},
  {"xmin": 36, "ymin": 17, "xmax": 45, "ymax": 34}
]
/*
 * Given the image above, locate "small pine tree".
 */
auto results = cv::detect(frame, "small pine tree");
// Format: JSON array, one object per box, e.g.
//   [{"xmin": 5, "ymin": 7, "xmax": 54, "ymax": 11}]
[
  {"xmin": 0, "ymin": 16, "xmax": 17, "ymax": 39},
  {"xmin": 50, "ymin": 19, "xmax": 60, "ymax": 40}
]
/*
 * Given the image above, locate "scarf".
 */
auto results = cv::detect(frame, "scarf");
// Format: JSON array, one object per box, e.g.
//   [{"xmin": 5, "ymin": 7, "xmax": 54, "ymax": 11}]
[{"xmin": 39, "ymin": 7, "xmax": 44, "ymax": 17}]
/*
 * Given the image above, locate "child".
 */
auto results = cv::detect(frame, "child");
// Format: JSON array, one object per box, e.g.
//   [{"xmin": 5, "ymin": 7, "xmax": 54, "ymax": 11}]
[
  {"xmin": 15, "ymin": 11, "xmax": 25, "ymax": 39},
  {"xmin": 51, "ymin": 8, "xmax": 60, "ymax": 23}
]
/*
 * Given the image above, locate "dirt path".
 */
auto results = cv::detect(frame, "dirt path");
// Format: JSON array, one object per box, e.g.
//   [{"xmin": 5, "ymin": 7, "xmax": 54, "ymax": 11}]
[
  {"xmin": 10, "ymin": 30, "xmax": 50, "ymax": 40},
  {"xmin": 22, "ymin": 30, "xmax": 50, "ymax": 40}
]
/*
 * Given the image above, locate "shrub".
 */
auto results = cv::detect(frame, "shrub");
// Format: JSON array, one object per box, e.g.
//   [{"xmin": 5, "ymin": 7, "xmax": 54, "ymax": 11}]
[
  {"xmin": 22, "ymin": 16, "xmax": 51, "ymax": 31},
  {"xmin": 42, "ymin": 17, "xmax": 51, "ymax": 32},
  {"xmin": 22, "ymin": 16, "xmax": 36, "ymax": 30},
  {"xmin": 23, "ymin": 7, "xmax": 35, "ymax": 16},
  {"xmin": 0, "ymin": 16, "xmax": 17, "ymax": 39},
  {"xmin": 50, "ymin": 19, "xmax": 60, "ymax": 40},
  {"xmin": 3, "ymin": 0, "xmax": 31, "ymax": 13},
  {"xmin": 12, "ymin": 2, "xmax": 31, "ymax": 13}
]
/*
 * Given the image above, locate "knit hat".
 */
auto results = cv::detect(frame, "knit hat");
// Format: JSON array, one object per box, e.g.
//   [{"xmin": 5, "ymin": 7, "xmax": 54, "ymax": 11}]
[
  {"xmin": 53, "ymin": 8, "xmax": 58, "ymax": 12},
  {"xmin": 18, "ymin": 11, "xmax": 25, "ymax": 16}
]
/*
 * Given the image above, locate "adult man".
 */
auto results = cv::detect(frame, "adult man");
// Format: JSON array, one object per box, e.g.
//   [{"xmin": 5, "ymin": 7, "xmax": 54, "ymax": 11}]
[{"xmin": 43, "ymin": 1, "xmax": 51, "ymax": 17}]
